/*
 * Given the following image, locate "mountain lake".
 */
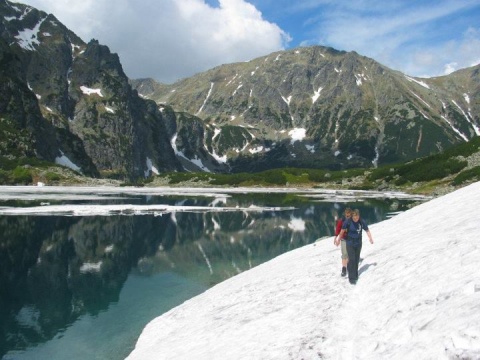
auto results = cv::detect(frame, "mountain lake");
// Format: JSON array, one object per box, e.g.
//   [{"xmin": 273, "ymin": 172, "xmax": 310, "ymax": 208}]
[{"xmin": 0, "ymin": 186, "xmax": 428, "ymax": 360}]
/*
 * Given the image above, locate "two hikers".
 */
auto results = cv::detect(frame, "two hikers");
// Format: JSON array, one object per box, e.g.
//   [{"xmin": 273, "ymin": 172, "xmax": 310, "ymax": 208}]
[
  {"xmin": 334, "ymin": 209, "xmax": 374, "ymax": 284},
  {"xmin": 334, "ymin": 207, "xmax": 352, "ymax": 277}
]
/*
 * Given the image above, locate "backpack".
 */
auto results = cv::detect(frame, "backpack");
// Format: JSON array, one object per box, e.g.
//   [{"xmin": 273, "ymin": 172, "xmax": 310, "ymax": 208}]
[{"xmin": 336, "ymin": 216, "xmax": 348, "ymax": 238}]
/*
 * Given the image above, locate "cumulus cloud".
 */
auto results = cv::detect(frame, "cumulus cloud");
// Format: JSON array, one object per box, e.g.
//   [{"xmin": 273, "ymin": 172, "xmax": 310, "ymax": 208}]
[
  {"xmin": 12, "ymin": 0, "xmax": 480, "ymax": 80},
  {"xmin": 297, "ymin": 1, "xmax": 480, "ymax": 77},
  {"xmin": 404, "ymin": 26, "xmax": 480, "ymax": 76},
  {"xmin": 14, "ymin": 0, "xmax": 290, "ymax": 83}
]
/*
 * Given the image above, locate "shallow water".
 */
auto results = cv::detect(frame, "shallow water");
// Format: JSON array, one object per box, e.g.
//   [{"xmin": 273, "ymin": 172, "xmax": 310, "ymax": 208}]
[{"xmin": 0, "ymin": 187, "xmax": 425, "ymax": 359}]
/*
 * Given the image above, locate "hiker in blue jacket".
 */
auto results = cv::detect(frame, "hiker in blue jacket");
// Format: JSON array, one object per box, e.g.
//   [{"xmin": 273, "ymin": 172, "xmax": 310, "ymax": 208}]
[{"xmin": 336, "ymin": 209, "xmax": 374, "ymax": 284}]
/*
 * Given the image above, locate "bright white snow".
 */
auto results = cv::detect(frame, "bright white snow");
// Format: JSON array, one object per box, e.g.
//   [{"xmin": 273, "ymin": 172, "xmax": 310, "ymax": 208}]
[
  {"xmin": 289, "ymin": 128, "xmax": 306, "ymax": 144},
  {"xmin": 15, "ymin": 17, "xmax": 46, "ymax": 51},
  {"xmin": 281, "ymin": 95, "xmax": 292, "ymax": 106},
  {"xmin": 170, "ymin": 133, "xmax": 211, "ymax": 171},
  {"xmin": 0, "ymin": 203, "xmax": 295, "ymax": 217},
  {"xmin": 80, "ymin": 86, "xmax": 103, "ymax": 97},
  {"xmin": 410, "ymin": 91, "xmax": 432, "ymax": 109},
  {"xmin": 55, "ymin": 151, "xmax": 81, "ymax": 172},
  {"xmin": 197, "ymin": 82, "xmax": 214, "ymax": 114},
  {"xmin": 354, "ymin": 73, "xmax": 368, "ymax": 86},
  {"xmin": 312, "ymin": 87, "xmax": 323, "ymax": 104},
  {"xmin": 79, "ymin": 261, "xmax": 103, "ymax": 274},
  {"xmin": 441, "ymin": 115, "xmax": 469, "ymax": 142},
  {"xmin": 145, "ymin": 157, "xmax": 159, "ymax": 177},
  {"xmin": 404, "ymin": 75, "xmax": 431, "ymax": 89},
  {"xmin": 0, "ymin": 185, "xmax": 426, "ymax": 201},
  {"xmin": 127, "ymin": 181, "xmax": 480, "ymax": 360},
  {"xmin": 451, "ymin": 100, "xmax": 480, "ymax": 136},
  {"xmin": 105, "ymin": 106, "xmax": 115, "ymax": 114},
  {"xmin": 248, "ymin": 146, "xmax": 264, "ymax": 154}
]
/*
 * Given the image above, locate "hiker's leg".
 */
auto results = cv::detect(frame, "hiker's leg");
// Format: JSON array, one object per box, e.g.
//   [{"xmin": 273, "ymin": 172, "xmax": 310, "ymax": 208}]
[
  {"xmin": 341, "ymin": 240, "xmax": 348, "ymax": 268},
  {"xmin": 346, "ymin": 244, "xmax": 356, "ymax": 281},
  {"xmin": 354, "ymin": 244, "xmax": 362, "ymax": 279}
]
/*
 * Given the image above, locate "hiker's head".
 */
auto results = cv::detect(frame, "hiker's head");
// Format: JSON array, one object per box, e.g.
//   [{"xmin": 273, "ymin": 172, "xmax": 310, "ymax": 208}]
[
  {"xmin": 351, "ymin": 209, "xmax": 360, "ymax": 220},
  {"xmin": 344, "ymin": 208, "xmax": 352, "ymax": 218}
]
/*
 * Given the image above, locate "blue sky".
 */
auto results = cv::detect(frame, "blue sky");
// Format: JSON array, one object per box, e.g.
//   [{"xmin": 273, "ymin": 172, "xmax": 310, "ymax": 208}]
[
  {"xmin": 13, "ymin": 0, "xmax": 480, "ymax": 83},
  {"xmin": 259, "ymin": 0, "xmax": 480, "ymax": 75}
]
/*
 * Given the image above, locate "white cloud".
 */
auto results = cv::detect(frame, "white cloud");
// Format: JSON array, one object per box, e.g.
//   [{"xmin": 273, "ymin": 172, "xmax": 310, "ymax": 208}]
[
  {"xmin": 12, "ymin": 0, "xmax": 480, "ymax": 81},
  {"xmin": 14, "ymin": 0, "xmax": 289, "ymax": 83},
  {"xmin": 407, "ymin": 27, "xmax": 480, "ymax": 76},
  {"xmin": 298, "ymin": 1, "xmax": 480, "ymax": 77},
  {"xmin": 444, "ymin": 62, "xmax": 459, "ymax": 75}
]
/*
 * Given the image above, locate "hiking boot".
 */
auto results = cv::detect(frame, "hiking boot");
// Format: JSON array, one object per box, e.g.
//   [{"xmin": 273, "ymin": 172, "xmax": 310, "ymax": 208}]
[{"xmin": 341, "ymin": 267, "xmax": 347, "ymax": 277}]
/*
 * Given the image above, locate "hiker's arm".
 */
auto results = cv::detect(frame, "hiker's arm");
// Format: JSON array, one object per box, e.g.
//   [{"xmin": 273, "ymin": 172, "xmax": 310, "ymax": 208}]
[
  {"xmin": 366, "ymin": 230, "xmax": 374, "ymax": 244},
  {"xmin": 334, "ymin": 229, "xmax": 345, "ymax": 245}
]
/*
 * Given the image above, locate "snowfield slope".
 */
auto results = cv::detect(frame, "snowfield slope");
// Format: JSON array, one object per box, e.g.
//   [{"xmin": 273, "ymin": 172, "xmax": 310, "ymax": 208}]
[{"xmin": 127, "ymin": 181, "xmax": 480, "ymax": 359}]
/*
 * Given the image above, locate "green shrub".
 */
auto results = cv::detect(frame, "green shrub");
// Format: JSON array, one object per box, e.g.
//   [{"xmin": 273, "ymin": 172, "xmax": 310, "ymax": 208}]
[
  {"xmin": 442, "ymin": 136, "xmax": 480, "ymax": 158},
  {"xmin": 0, "ymin": 170, "xmax": 9, "ymax": 184},
  {"xmin": 394, "ymin": 177, "xmax": 408, "ymax": 186},
  {"xmin": 262, "ymin": 170, "xmax": 287, "ymax": 185},
  {"xmin": 11, "ymin": 167, "xmax": 33, "ymax": 184},
  {"xmin": 367, "ymin": 166, "xmax": 397, "ymax": 181},
  {"xmin": 0, "ymin": 157, "xmax": 17, "ymax": 170},
  {"xmin": 45, "ymin": 172, "xmax": 62, "ymax": 182},
  {"xmin": 396, "ymin": 157, "xmax": 467, "ymax": 182},
  {"xmin": 451, "ymin": 166, "xmax": 480, "ymax": 186},
  {"xmin": 307, "ymin": 170, "xmax": 328, "ymax": 182}
]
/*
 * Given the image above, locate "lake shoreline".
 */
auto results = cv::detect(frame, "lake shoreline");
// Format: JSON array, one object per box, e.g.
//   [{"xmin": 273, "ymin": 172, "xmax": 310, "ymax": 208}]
[{"xmin": 27, "ymin": 173, "xmax": 458, "ymax": 199}]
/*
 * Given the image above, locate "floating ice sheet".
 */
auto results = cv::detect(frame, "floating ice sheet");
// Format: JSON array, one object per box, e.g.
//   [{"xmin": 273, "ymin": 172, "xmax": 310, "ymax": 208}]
[
  {"xmin": 0, "ymin": 185, "xmax": 428, "ymax": 216},
  {"xmin": 0, "ymin": 203, "xmax": 295, "ymax": 217}
]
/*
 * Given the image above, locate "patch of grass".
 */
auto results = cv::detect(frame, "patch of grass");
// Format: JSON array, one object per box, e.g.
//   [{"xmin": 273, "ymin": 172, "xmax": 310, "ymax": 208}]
[
  {"xmin": 11, "ymin": 167, "xmax": 33, "ymax": 184},
  {"xmin": 451, "ymin": 166, "xmax": 480, "ymax": 186},
  {"xmin": 367, "ymin": 138, "xmax": 479, "ymax": 185},
  {"xmin": 396, "ymin": 157, "xmax": 467, "ymax": 183},
  {"xmin": 156, "ymin": 167, "xmax": 367, "ymax": 187},
  {"xmin": 45, "ymin": 172, "xmax": 63, "ymax": 182},
  {"xmin": 0, "ymin": 156, "xmax": 52, "ymax": 171}
]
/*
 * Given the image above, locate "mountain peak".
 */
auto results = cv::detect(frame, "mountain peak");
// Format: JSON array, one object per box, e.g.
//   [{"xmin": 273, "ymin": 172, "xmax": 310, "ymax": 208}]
[{"xmin": 132, "ymin": 44, "xmax": 480, "ymax": 172}]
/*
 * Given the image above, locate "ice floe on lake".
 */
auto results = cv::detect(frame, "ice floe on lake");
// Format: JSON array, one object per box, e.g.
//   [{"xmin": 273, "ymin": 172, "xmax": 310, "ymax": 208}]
[{"xmin": 0, "ymin": 186, "xmax": 429, "ymax": 217}]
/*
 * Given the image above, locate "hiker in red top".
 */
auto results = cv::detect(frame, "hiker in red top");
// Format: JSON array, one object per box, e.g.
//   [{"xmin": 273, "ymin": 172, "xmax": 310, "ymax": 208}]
[{"xmin": 334, "ymin": 207, "xmax": 352, "ymax": 277}]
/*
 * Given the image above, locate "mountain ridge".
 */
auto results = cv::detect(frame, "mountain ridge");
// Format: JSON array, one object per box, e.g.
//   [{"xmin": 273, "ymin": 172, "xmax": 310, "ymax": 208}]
[
  {"xmin": 1, "ymin": 0, "xmax": 479, "ymax": 181},
  {"xmin": 132, "ymin": 46, "xmax": 480, "ymax": 172}
]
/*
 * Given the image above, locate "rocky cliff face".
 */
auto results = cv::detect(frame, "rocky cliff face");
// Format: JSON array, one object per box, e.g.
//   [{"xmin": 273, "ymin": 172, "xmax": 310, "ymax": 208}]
[
  {"xmin": 133, "ymin": 46, "xmax": 480, "ymax": 172},
  {"xmin": 0, "ymin": 0, "xmax": 181, "ymax": 179}
]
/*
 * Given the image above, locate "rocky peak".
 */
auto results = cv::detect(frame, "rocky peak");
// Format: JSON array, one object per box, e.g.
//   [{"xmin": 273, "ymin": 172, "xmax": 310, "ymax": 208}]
[{"xmin": 1, "ymin": 0, "xmax": 181, "ymax": 179}]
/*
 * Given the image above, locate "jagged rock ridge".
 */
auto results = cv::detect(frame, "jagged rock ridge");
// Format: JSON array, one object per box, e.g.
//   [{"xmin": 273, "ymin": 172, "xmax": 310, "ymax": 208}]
[{"xmin": 0, "ymin": 0, "xmax": 181, "ymax": 179}]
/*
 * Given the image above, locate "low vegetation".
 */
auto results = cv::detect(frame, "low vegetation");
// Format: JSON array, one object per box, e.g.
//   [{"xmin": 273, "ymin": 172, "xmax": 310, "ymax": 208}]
[
  {"xmin": 1, "ymin": 137, "xmax": 479, "ymax": 195},
  {"xmin": 152, "ymin": 136, "xmax": 480, "ymax": 194}
]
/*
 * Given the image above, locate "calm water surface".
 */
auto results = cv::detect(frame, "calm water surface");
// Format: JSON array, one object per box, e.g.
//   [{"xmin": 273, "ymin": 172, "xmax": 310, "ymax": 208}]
[{"xmin": 0, "ymin": 187, "xmax": 425, "ymax": 359}]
